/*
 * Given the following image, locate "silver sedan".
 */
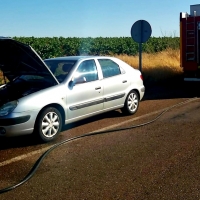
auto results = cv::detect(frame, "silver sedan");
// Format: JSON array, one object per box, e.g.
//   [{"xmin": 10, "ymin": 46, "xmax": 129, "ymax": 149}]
[{"xmin": 0, "ymin": 38, "xmax": 145, "ymax": 142}]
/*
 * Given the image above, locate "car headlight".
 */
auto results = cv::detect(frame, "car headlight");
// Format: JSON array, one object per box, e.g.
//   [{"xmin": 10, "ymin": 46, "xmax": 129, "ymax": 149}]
[{"xmin": 0, "ymin": 101, "xmax": 18, "ymax": 116}]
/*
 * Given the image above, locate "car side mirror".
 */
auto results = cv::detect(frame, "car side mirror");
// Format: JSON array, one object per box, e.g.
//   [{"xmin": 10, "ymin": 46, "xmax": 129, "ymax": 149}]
[{"xmin": 70, "ymin": 76, "xmax": 86, "ymax": 86}]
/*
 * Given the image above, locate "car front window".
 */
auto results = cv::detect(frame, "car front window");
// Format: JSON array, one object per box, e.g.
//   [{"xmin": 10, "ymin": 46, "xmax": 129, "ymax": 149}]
[{"xmin": 74, "ymin": 60, "xmax": 98, "ymax": 83}]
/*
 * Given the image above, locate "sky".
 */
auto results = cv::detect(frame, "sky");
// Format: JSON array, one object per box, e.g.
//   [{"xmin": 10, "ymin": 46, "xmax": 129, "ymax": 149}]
[{"xmin": 0, "ymin": 0, "xmax": 199, "ymax": 38}]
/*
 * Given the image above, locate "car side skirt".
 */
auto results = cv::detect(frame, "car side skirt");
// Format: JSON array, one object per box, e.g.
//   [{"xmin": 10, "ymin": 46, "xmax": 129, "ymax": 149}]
[
  {"xmin": 66, "ymin": 104, "xmax": 124, "ymax": 124},
  {"xmin": 69, "ymin": 93, "xmax": 125, "ymax": 111}
]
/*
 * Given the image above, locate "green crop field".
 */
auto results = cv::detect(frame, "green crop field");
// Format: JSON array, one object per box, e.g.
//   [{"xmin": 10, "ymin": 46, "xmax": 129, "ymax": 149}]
[{"xmin": 11, "ymin": 36, "xmax": 179, "ymax": 58}]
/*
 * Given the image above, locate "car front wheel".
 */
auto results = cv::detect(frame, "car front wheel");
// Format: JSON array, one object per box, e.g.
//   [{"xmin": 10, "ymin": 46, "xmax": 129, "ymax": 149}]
[
  {"xmin": 35, "ymin": 107, "xmax": 62, "ymax": 143},
  {"xmin": 121, "ymin": 90, "xmax": 139, "ymax": 115}
]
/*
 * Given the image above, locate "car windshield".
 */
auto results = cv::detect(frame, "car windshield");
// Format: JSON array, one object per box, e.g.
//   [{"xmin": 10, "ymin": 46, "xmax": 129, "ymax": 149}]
[{"xmin": 44, "ymin": 60, "xmax": 77, "ymax": 83}]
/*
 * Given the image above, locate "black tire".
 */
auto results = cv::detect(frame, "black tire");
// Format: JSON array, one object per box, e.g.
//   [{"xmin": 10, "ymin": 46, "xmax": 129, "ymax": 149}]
[
  {"xmin": 35, "ymin": 107, "xmax": 62, "ymax": 143},
  {"xmin": 121, "ymin": 90, "xmax": 139, "ymax": 115}
]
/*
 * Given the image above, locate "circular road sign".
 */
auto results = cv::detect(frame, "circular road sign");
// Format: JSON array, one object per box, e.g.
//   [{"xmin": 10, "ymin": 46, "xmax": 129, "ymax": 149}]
[{"xmin": 131, "ymin": 20, "xmax": 152, "ymax": 43}]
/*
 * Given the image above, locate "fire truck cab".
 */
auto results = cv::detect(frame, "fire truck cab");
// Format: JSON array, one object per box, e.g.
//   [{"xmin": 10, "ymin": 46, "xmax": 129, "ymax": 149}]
[{"xmin": 180, "ymin": 4, "xmax": 200, "ymax": 81}]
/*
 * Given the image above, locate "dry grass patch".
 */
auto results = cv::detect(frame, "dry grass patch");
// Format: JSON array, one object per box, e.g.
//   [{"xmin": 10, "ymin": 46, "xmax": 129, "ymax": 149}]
[
  {"xmin": 116, "ymin": 49, "xmax": 182, "ymax": 84},
  {"xmin": 0, "ymin": 71, "xmax": 4, "ymax": 85}
]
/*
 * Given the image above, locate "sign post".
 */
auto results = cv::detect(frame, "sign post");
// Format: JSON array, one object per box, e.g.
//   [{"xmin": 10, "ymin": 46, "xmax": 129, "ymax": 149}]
[
  {"xmin": 131, "ymin": 20, "xmax": 152, "ymax": 72},
  {"xmin": 139, "ymin": 43, "xmax": 142, "ymax": 72}
]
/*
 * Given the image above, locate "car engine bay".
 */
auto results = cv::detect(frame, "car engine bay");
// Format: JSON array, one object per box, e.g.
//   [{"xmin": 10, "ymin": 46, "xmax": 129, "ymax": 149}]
[{"xmin": 0, "ymin": 75, "xmax": 56, "ymax": 107}]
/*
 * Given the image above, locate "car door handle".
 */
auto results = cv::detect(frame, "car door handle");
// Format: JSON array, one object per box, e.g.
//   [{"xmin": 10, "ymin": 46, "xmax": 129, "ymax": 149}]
[
  {"xmin": 95, "ymin": 86, "xmax": 101, "ymax": 90},
  {"xmin": 122, "ymin": 80, "xmax": 127, "ymax": 83}
]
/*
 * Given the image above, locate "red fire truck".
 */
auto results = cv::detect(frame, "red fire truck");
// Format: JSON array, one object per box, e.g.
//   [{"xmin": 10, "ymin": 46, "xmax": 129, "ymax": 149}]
[{"xmin": 180, "ymin": 4, "xmax": 200, "ymax": 81}]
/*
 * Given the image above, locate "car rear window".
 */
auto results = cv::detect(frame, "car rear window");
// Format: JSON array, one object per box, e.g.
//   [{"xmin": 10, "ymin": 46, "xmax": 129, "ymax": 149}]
[{"xmin": 98, "ymin": 59, "xmax": 121, "ymax": 78}]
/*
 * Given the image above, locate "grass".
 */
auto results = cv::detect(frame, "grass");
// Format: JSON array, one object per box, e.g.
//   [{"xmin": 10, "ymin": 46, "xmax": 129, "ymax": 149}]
[
  {"xmin": 116, "ymin": 48, "xmax": 182, "ymax": 85},
  {"xmin": 0, "ymin": 49, "xmax": 182, "ymax": 85},
  {"xmin": 0, "ymin": 73, "xmax": 5, "ymax": 85}
]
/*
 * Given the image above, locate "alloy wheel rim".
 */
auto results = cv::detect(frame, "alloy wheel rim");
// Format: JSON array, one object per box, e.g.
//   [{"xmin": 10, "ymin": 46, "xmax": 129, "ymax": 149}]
[
  {"xmin": 41, "ymin": 112, "xmax": 60, "ymax": 138},
  {"xmin": 127, "ymin": 93, "xmax": 138, "ymax": 112}
]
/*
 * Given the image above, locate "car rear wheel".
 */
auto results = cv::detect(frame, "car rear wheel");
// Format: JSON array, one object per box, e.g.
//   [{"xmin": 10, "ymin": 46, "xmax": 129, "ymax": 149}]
[
  {"xmin": 35, "ymin": 107, "xmax": 62, "ymax": 143},
  {"xmin": 121, "ymin": 90, "xmax": 139, "ymax": 115}
]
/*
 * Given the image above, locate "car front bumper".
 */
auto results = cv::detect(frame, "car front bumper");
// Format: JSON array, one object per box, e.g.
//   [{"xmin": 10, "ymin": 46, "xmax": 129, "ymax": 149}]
[{"xmin": 0, "ymin": 110, "xmax": 38, "ymax": 137}]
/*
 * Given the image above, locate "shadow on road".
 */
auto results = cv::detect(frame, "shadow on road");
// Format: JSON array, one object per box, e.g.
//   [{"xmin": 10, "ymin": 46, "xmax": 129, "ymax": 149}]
[
  {"xmin": 0, "ymin": 134, "xmax": 40, "ymax": 150},
  {"xmin": 0, "ymin": 110, "xmax": 124, "ymax": 150},
  {"xmin": 143, "ymin": 80, "xmax": 200, "ymax": 100}
]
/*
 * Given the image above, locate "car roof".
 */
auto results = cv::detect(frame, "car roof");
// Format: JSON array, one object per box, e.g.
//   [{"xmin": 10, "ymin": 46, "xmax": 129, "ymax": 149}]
[{"xmin": 44, "ymin": 55, "xmax": 112, "ymax": 61}]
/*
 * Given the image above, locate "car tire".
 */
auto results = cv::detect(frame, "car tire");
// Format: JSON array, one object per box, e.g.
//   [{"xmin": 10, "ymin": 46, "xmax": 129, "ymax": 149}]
[
  {"xmin": 35, "ymin": 107, "xmax": 62, "ymax": 143},
  {"xmin": 121, "ymin": 90, "xmax": 139, "ymax": 115}
]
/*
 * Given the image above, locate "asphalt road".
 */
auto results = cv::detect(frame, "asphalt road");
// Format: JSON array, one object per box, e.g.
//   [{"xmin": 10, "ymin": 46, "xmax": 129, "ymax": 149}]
[{"xmin": 0, "ymin": 81, "xmax": 200, "ymax": 199}]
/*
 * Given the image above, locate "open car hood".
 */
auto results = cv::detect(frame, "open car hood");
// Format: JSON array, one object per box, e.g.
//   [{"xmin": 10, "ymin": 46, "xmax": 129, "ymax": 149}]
[{"xmin": 0, "ymin": 37, "xmax": 58, "ymax": 84}]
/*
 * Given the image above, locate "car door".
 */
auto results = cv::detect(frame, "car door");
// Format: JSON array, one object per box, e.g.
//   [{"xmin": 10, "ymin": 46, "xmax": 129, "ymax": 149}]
[
  {"xmin": 97, "ymin": 58, "xmax": 129, "ymax": 110},
  {"xmin": 67, "ymin": 59, "xmax": 103, "ymax": 121}
]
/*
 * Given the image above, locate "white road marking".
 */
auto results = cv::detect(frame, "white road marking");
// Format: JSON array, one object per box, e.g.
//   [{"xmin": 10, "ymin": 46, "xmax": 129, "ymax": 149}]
[
  {"xmin": 0, "ymin": 146, "xmax": 53, "ymax": 167},
  {"xmin": 0, "ymin": 98, "xmax": 198, "ymax": 167}
]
